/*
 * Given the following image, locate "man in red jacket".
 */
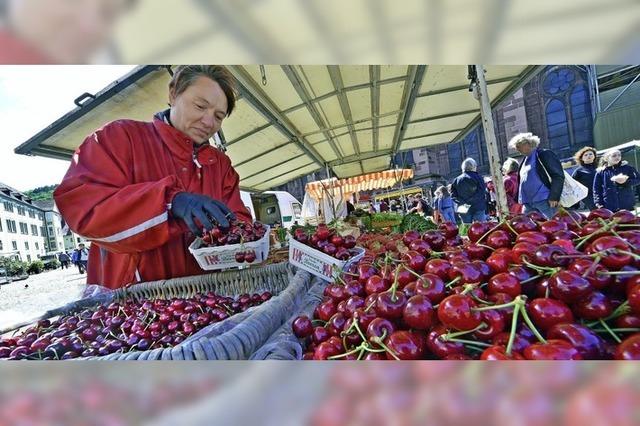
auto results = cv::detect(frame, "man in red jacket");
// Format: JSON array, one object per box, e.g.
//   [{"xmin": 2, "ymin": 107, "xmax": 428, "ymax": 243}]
[{"xmin": 54, "ymin": 65, "xmax": 251, "ymax": 290}]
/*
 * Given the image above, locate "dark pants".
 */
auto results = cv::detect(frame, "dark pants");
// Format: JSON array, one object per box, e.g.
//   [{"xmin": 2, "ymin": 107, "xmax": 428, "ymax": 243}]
[
  {"xmin": 61, "ymin": 261, "xmax": 69, "ymax": 269},
  {"xmin": 77, "ymin": 261, "xmax": 87, "ymax": 274}
]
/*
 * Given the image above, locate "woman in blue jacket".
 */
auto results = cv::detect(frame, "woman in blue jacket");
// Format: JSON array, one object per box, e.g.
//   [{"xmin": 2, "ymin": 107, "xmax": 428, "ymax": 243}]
[{"xmin": 593, "ymin": 149, "xmax": 640, "ymax": 212}]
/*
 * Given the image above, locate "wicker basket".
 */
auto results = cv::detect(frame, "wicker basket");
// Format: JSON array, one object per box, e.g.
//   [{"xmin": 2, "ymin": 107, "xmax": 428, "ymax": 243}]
[{"xmin": 84, "ymin": 264, "xmax": 316, "ymax": 360}]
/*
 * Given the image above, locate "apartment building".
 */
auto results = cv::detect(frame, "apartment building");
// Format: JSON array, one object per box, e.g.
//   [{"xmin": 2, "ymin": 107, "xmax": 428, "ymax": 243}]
[{"xmin": 0, "ymin": 184, "xmax": 47, "ymax": 262}]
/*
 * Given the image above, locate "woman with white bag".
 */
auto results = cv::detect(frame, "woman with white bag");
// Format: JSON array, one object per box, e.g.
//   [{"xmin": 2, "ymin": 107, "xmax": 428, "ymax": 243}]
[
  {"xmin": 509, "ymin": 133, "xmax": 565, "ymax": 219},
  {"xmin": 593, "ymin": 149, "xmax": 640, "ymax": 212}
]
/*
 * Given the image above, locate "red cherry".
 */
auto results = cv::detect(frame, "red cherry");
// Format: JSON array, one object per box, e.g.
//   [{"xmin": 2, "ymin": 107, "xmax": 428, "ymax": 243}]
[
  {"xmin": 486, "ymin": 253, "xmax": 511, "ymax": 274},
  {"xmin": 480, "ymin": 345, "xmax": 525, "ymax": 360},
  {"xmin": 473, "ymin": 309, "xmax": 506, "ymax": 341},
  {"xmin": 414, "ymin": 273, "xmax": 446, "ymax": 303},
  {"xmin": 426, "ymin": 325, "xmax": 465, "ymax": 359},
  {"xmin": 587, "ymin": 208, "xmax": 614, "ymax": 221},
  {"xmin": 402, "ymin": 250, "xmax": 427, "ymax": 272},
  {"xmin": 523, "ymin": 339, "xmax": 583, "ymax": 360},
  {"xmin": 615, "ymin": 333, "xmax": 640, "ymax": 360},
  {"xmin": 588, "ymin": 236, "xmax": 633, "ymax": 270},
  {"xmin": 402, "ymin": 295, "xmax": 435, "ymax": 330},
  {"xmin": 539, "ymin": 219, "xmax": 568, "ymax": 235},
  {"xmin": 291, "ymin": 315, "xmax": 313, "ymax": 339},
  {"xmin": 366, "ymin": 317, "xmax": 395, "ymax": 346},
  {"xmin": 409, "ymin": 239, "xmax": 431, "ymax": 257},
  {"xmin": 488, "ymin": 272, "xmax": 522, "ymax": 298},
  {"xmin": 375, "ymin": 291, "xmax": 407, "ymax": 320},
  {"xmin": 422, "ymin": 230, "xmax": 447, "ymax": 250},
  {"xmin": 467, "ymin": 222, "xmax": 494, "ymax": 243},
  {"xmin": 568, "ymin": 258, "xmax": 613, "ymax": 290},
  {"xmin": 516, "ymin": 231, "xmax": 549, "ymax": 246},
  {"xmin": 548, "ymin": 271, "xmax": 593, "ymax": 303},
  {"xmin": 437, "ymin": 294, "xmax": 481, "ymax": 331},
  {"xmin": 424, "ymin": 259, "xmax": 452, "ymax": 279},
  {"xmin": 384, "ymin": 330, "xmax": 425, "ymax": 360},
  {"xmin": 485, "ymin": 230, "xmax": 512, "ymax": 249},
  {"xmin": 438, "ymin": 222, "xmax": 459, "ymax": 239},
  {"xmin": 527, "ymin": 298, "xmax": 574, "ymax": 332},
  {"xmin": 492, "ymin": 332, "xmax": 531, "ymax": 353},
  {"xmin": 547, "ymin": 323, "xmax": 607, "ymax": 360},
  {"xmin": 572, "ymin": 291, "xmax": 613, "ymax": 320}
]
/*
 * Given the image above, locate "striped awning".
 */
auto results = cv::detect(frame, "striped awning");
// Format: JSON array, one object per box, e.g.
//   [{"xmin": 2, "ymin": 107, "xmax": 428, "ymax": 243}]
[{"xmin": 305, "ymin": 169, "xmax": 413, "ymax": 200}]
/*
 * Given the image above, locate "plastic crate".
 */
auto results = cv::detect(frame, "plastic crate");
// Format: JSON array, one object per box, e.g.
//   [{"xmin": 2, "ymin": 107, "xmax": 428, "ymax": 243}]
[
  {"xmin": 189, "ymin": 225, "xmax": 270, "ymax": 271},
  {"xmin": 288, "ymin": 238, "xmax": 365, "ymax": 282}
]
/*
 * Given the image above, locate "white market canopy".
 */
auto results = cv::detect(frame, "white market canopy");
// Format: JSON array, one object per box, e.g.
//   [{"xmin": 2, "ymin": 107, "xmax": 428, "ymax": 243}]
[
  {"xmin": 305, "ymin": 168, "xmax": 413, "ymax": 201},
  {"xmin": 15, "ymin": 65, "xmax": 541, "ymax": 191}
]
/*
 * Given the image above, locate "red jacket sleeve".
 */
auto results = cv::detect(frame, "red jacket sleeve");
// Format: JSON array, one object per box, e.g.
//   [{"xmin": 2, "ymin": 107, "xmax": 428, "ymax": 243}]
[
  {"xmin": 220, "ymin": 159, "xmax": 252, "ymax": 223},
  {"xmin": 53, "ymin": 122, "xmax": 186, "ymax": 254}
]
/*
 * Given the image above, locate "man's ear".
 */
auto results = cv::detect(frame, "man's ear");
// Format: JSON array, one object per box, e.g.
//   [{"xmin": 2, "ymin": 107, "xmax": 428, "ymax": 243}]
[{"xmin": 169, "ymin": 88, "xmax": 176, "ymax": 106}]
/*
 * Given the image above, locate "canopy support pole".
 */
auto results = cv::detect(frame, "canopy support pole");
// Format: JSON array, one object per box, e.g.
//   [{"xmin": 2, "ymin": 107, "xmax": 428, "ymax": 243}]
[{"xmin": 473, "ymin": 65, "xmax": 509, "ymax": 218}]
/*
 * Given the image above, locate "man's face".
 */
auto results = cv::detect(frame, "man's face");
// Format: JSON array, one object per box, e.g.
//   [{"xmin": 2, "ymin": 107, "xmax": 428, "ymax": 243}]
[
  {"xmin": 169, "ymin": 76, "xmax": 228, "ymax": 144},
  {"xmin": 517, "ymin": 142, "xmax": 534, "ymax": 156},
  {"xmin": 8, "ymin": 0, "xmax": 131, "ymax": 63}
]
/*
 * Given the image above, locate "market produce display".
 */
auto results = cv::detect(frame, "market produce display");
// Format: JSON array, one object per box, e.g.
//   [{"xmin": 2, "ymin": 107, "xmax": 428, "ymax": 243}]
[
  {"xmin": 292, "ymin": 208, "xmax": 640, "ymax": 360},
  {"xmin": 292, "ymin": 224, "xmax": 359, "ymax": 261},
  {"xmin": 0, "ymin": 291, "xmax": 272, "ymax": 360}
]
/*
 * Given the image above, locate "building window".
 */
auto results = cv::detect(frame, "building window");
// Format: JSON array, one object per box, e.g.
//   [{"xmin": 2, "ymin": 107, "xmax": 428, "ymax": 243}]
[
  {"xmin": 570, "ymin": 84, "xmax": 593, "ymax": 147},
  {"xmin": 17, "ymin": 206, "xmax": 25, "ymax": 216},
  {"xmin": 28, "ymin": 210, "xmax": 36, "ymax": 218},
  {"xmin": 0, "ymin": 241, "xmax": 3, "ymax": 251},
  {"xmin": 546, "ymin": 99, "xmax": 570, "ymax": 150},
  {"xmin": 38, "ymin": 213, "xmax": 44, "ymax": 220},
  {"xmin": 19, "ymin": 222, "xmax": 29, "ymax": 235},
  {"xmin": 27, "ymin": 254, "xmax": 31, "ymax": 262},
  {"xmin": 6, "ymin": 220, "xmax": 17, "ymax": 233},
  {"xmin": 35, "ymin": 242, "xmax": 39, "ymax": 250},
  {"xmin": 40, "ymin": 226, "xmax": 45, "ymax": 237},
  {"xmin": 25, "ymin": 241, "xmax": 29, "ymax": 250},
  {"xmin": 12, "ymin": 241, "xmax": 17, "ymax": 250},
  {"xmin": 4, "ymin": 201, "xmax": 14, "ymax": 212},
  {"xmin": 31, "ymin": 224, "xmax": 38, "ymax": 236},
  {"xmin": 0, "ymin": 220, "xmax": 2, "ymax": 232}
]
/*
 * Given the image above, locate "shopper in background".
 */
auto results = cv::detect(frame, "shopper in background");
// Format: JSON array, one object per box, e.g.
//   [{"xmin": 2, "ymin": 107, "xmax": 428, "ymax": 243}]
[
  {"xmin": 509, "ymin": 132, "xmax": 564, "ymax": 219},
  {"xmin": 379, "ymin": 199, "xmax": 389, "ymax": 212},
  {"xmin": 451, "ymin": 158, "xmax": 488, "ymax": 223},
  {"xmin": 502, "ymin": 158, "xmax": 523, "ymax": 214},
  {"xmin": 434, "ymin": 185, "xmax": 456, "ymax": 224},
  {"xmin": 593, "ymin": 149, "xmax": 640, "ymax": 212},
  {"xmin": 571, "ymin": 146, "xmax": 598, "ymax": 211}
]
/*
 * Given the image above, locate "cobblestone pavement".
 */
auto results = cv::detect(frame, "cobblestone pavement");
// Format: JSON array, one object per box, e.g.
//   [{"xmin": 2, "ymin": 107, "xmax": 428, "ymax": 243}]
[{"xmin": 0, "ymin": 267, "xmax": 86, "ymax": 330}]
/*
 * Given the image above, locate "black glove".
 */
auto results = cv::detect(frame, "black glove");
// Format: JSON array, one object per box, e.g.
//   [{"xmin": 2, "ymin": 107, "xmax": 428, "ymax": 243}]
[{"xmin": 170, "ymin": 192, "xmax": 235, "ymax": 236}]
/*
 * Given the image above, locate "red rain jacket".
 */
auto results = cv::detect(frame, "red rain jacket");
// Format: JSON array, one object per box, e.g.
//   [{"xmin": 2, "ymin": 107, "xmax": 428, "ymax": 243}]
[{"xmin": 54, "ymin": 115, "xmax": 251, "ymax": 289}]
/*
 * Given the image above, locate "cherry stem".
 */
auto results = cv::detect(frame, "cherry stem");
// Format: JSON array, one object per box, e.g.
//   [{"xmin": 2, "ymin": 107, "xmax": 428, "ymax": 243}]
[
  {"xmin": 442, "ymin": 337, "xmax": 491, "ymax": 348},
  {"xmin": 442, "ymin": 323, "xmax": 487, "ymax": 340},
  {"xmin": 476, "ymin": 221, "xmax": 504, "ymax": 244},
  {"xmin": 516, "ymin": 299, "xmax": 547, "ymax": 344},
  {"xmin": 445, "ymin": 276, "xmax": 462, "ymax": 288},
  {"xmin": 598, "ymin": 270, "xmax": 640, "ymax": 276},
  {"xmin": 473, "ymin": 300, "xmax": 517, "ymax": 312},
  {"xmin": 505, "ymin": 303, "xmax": 521, "ymax": 356},
  {"xmin": 371, "ymin": 336, "xmax": 400, "ymax": 360},
  {"xmin": 591, "ymin": 327, "xmax": 640, "ymax": 333},
  {"xmin": 401, "ymin": 264, "xmax": 424, "ymax": 280},
  {"xmin": 599, "ymin": 318, "xmax": 622, "ymax": 343},
  {"xmin": 470, "ymin": 295, "xmax": 494, "ymax": 305},
  {"xmin": 559, "ymin": 207, "xmax": 583, "ymax": 229},
  {"xmin": 582, "ymin": 255, "xmax": 602, "ymax": 278},
  {"xmin": 554, "ymin": 254, "xmax": 596, "ymax": 260},
  {"xmin": 521, "ymin": 274, "xmax": 542, "ymax": 285},
  {"xmin": 521, "ymin": 258, "xmax": 559, "ymax": 274},
  {"xmin": 460, "ymin": 284, "xmax": 477, "ymax": 295},
  {"xmin": 586, "ymin": 301, "xmax": 630, "ymax": 326},
  {"xmin": 327, "ymin": 344, "xmax": 365, "ymax": 360},
  {"xmin": 352, "ymin": 319, "xmax": 368, "ymax": 343},
  {"xmin": 504, "ymin": 220, "xmax": 520, "ymax": 236},
  {"xmin": 364, "ymin": 299, "xmax": 377, "ymax": 313},
  {"xmin": 614, "ymin": 249, "xmax": 640, "ymax": 261}
]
